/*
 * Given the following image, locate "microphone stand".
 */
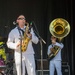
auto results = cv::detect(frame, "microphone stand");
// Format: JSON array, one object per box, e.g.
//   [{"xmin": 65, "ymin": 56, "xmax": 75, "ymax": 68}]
[
  {"xmin": 32, "ymin": 21, "xmax": 46, "ymax": 75},
  {"xmin": 17, "ymin": 27, "xmax": 22, "ymax": 75},
  {"xmin": 34, "ymin": 30, "xmax": 46, "ymax": 75}
]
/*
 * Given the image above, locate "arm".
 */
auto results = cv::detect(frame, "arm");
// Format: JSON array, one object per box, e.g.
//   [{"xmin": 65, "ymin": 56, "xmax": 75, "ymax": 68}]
[
  {"xmin": 55, "ymin": 42, "xmax": 64, "ymax": 49},
  {"xmin": 7, "ymin": 30, "xmax": 18, "ymax": 50},
  {"xmin": 47, "ymin": 45, "xmax": 52, "ymax": 55},
  {"xmin": 30, "ymin": 28, "xmax": 39, "ymax": 44}
]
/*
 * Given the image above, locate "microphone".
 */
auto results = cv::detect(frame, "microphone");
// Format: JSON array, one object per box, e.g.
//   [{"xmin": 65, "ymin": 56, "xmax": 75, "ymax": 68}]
[
  {"xmin": 30, "ymin": 22, "xmax": 33, "ymax": 26},
  {"xmin": 29, "ymin": 22, "xmax": 33, "ymax": 28},
  {"xmin": 30, "ymin": 22, "xmax": 33, "ymax": 27},
  {"xmin": 30, "ymin": 21, "xmax": 38, "ymax": 32},
  {"xmin": 13, "ymin": 21, "xmax": 18, "ymax": 25},
  {"xmin": 30, "ymin": 21, "xmax": 46, "ymax": 44}
]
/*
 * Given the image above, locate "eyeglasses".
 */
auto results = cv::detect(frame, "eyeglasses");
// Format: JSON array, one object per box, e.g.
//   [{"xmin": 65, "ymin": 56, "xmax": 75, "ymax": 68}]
[{"xmin": 17, "ymin": 18, "xmax": 26, "ymax": 20}]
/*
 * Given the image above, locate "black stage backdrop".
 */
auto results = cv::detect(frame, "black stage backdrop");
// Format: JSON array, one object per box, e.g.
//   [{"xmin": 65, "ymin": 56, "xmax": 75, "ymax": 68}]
[{"xmin": 0, "ymin": 0, "xmax": 74, "ymax": 75}]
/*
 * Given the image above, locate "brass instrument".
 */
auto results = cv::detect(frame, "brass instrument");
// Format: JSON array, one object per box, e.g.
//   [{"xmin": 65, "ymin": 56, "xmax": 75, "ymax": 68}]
[
  {"xmin": 49, "ymin": 18, "xmax": 70, "ymax": 41},
  {"xmin": 48, "ymin": 18, "xmax": 70, "ymax": 60},
  {"xmin": 48, "ymin": 45, "xmax": 60, "ymax": 60},
  {"xmin": 21, "ymin": 22, "xmax": 31, "ymax": 52}
]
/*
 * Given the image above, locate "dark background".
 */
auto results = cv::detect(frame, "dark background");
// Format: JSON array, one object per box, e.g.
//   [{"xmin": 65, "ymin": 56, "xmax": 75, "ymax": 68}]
[{"xmin": 0, "ymin": 0, "xmax": 74, "ymax": 75}]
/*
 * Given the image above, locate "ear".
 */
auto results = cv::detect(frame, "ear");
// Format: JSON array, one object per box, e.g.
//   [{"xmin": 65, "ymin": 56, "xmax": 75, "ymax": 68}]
[{"xmin": 16, "ymin": 19, "xmax": 19, "ymax": 23}]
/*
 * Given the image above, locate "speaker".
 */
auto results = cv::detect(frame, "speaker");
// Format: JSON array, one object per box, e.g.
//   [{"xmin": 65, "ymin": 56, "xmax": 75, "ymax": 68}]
[
  {"xmin": 36, "ymin": 70, "xmax": 49, "ymax": 75},
  {"xmin": 36, "ymin": 59, "xmax": 49, "ymax": 70},
  {"xmin": 62, "ymin": 64, "xmax": 70, "ymax": 75}
]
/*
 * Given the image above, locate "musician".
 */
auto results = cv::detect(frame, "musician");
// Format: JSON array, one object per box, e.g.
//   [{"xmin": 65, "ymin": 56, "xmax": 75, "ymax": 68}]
[
  {"xmin": 47, "ymin": 36, "xmax": 64, "ymax": 75},
  {"xmin": 7, "ymin": 15, "xmax": 39, "ymax": 75}
]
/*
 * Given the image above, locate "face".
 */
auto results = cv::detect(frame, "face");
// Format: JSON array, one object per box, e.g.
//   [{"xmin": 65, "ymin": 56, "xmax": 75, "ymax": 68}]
[
  {"xmin": 51, "ymin": 36, "xmax": 56, "ymax": 43},
  {"xmin": 16, "ymin": 15, "xmax": 26, "ymax": 28}
]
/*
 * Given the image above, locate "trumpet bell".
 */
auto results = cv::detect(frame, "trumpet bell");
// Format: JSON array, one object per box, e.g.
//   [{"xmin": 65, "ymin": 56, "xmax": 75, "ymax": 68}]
[{"xmin": 49, "ymin": 18, "xmax": 70, "ymax": 39}]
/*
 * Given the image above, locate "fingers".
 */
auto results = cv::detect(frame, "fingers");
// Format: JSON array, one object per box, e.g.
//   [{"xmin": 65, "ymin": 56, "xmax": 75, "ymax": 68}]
[{"xmin": 16, "ymin": 41, "xmax": 21, "ymax": 47}]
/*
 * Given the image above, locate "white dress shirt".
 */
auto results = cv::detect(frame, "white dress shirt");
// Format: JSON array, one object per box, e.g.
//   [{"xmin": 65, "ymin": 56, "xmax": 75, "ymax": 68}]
[{"xmin": 7, "ymin": 26, "xmax": 39, "ymax": 55}]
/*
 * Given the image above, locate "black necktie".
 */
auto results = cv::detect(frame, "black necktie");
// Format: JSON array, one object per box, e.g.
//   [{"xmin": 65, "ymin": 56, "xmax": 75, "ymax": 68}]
[
  {"xmin": 17, "ymin": 26, "xmax": 24, "ymax": 36},
  {"xmin": 20, "ymin": 29, "xmax": 24, "ymax": 36}
]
